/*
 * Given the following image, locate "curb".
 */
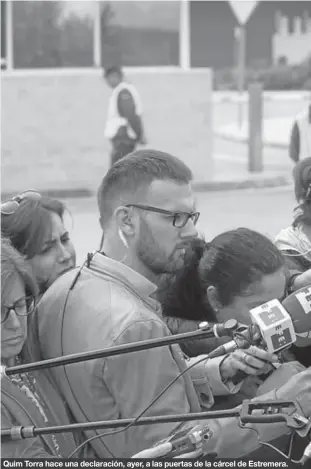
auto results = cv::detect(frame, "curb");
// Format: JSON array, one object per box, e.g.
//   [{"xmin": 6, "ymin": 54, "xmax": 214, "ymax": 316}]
[
  {"xmin": 215, "ymin": 130, "xmax": 288, "ymax": 149},
  {"xmin": 192, "ymin": 174, "xmax": 291, "ymax": 192},
  {"xmin": 1, "ymin": 176, "xmax": 292, "ymax": 200},
  {"xmin": 213, "ymin": 92, "xmax": 310, "ymax": 104}
]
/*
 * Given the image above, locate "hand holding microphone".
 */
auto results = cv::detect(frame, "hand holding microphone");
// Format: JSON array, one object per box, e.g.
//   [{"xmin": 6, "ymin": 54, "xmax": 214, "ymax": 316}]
[
  {"xmin": 210, "ymin": 286, "xmax": 311, "ymax": 383},
  {"xmin": 219, "ymin": 346, "xmax": 279, "ymax": 382}
]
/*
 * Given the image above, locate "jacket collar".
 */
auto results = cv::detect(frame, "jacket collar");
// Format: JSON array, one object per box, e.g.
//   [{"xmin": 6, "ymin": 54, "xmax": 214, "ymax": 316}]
[{"xmin": 89, "ymin": 252, "xmax": 158, "ymax": 299}]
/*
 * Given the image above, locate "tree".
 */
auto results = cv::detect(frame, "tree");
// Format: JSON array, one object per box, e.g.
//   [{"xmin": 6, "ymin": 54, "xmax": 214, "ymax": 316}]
[
  {"xmin": 99, "ymin": 1, "xmax": 122, "ymax": 68},
  {"xmin": 13, "ymin": 1, "xmax": 62, "ymax": 68}
]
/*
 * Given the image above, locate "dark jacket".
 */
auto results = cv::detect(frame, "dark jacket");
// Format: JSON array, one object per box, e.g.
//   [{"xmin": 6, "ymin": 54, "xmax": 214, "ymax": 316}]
[{"xmin": 1, "ymin": 369, "xmax": 77, "ymax": 458}]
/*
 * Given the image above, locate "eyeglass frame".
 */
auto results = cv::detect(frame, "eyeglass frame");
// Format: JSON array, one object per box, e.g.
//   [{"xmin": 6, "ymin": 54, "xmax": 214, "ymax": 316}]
[
  {"xmin": 1, "ymin": 190, "xmax": 41, "ymax": 215},
  {"xmin": 1, "ymin": 294, "xmax": 37, "ymax": 324},
  {"xmin": 125, "ymin": 204, "xmax": 200, "ymax": 228}
]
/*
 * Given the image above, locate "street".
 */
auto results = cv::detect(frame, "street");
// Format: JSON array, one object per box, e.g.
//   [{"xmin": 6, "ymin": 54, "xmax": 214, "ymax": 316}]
[{"xmin": 65, "ymin": 185, "xmax": 296, "ymax": 265}]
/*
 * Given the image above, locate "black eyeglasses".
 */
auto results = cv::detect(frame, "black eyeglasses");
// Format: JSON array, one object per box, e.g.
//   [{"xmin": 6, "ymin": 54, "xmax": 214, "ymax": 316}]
[
  {"xmin": 1, "ymin": 190, "xmax": 41, "ymax": 215},
  {"xmin": 1, "ymin": 295, "xmax": 36, "ymax": 324},
  {"xmin": 125, "ymin": 204, "xmax": 200, "ymax": 228}
]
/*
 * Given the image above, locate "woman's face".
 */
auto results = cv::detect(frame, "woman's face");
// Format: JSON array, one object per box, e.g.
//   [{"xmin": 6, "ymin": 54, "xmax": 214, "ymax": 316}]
[
  {"xmin": 213, "ymin": 268, "xmax": 288, "ymax": 325},
  {"xmin": 28, "ymin": 212, "xmax": 76, "ymax": 291},
  {"xmin": 1, "ymin": 275, "xmax": 28, "ymax": 361}
]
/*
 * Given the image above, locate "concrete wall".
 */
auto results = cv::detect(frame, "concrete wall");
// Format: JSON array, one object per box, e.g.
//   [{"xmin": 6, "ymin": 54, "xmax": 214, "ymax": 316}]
[{"xmin": 1, "ymin": 70, "xmax": 213, "ymax": 193}]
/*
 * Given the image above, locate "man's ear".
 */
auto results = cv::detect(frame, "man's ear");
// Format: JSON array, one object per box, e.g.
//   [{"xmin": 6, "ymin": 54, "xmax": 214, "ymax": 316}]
[
  {"xmin": 206, "ymin": 286, "xmax": 222, "ymax": 314},
  {"xmin": 114, "ymin": 206, "xmax": 136, "ymax": 237}
]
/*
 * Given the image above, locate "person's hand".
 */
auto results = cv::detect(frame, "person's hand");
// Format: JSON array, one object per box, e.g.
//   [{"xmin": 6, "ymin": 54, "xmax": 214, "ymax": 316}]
[{"xmin": 219, "ymin": 346, "xmax": 279, "ymax": 382}]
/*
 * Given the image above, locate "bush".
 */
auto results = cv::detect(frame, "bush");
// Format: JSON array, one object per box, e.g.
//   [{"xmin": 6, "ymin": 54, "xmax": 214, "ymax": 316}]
[{"xmin": 214, "ymin": 56, "xmax": 311, "ymax": 91}]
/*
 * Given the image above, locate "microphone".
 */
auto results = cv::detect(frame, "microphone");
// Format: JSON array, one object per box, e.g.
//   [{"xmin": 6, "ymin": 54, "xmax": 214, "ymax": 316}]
[
  {"xmin": 0, "ymin": 319, "xmax": 242, "ymax": 377},
  {"xmin": 282, "ymin": 286, "xmax": 311, "ymax": 347},
  {"xmin": 205, "ymin": 287, "xmax": 311, "ymax": 359},
  {"xmin": 206, "ymin": 324, "xmax": 261, "ymax": 359}
]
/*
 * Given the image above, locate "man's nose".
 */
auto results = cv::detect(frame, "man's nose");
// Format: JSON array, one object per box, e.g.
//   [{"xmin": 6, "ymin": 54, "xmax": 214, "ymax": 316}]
[{"xmin": 180, "ymin": 218, "xmax": 198, "ymax": 240}]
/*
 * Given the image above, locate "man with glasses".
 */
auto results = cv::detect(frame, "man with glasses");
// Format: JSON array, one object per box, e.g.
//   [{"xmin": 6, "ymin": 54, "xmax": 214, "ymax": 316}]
[{"xmin": 37, "ymin": 150, "xmax": 311, "ymax": 459}]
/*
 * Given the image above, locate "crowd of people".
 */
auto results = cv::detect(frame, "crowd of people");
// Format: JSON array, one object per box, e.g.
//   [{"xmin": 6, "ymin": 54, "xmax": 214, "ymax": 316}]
[{"xmin": 1, "ymin": 150, "xmax": 311, "ymax": 460}]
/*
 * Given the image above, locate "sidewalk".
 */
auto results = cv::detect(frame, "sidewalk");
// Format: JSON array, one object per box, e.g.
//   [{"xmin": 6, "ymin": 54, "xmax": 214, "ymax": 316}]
[
  {"xmin": 215, "ymin": 117, "xmax": 292, "ymax": 149},
  {"xmin": 192, "ymin": 156, "xmax": 292, "ymax": 192},
  {"xmin": 1, "ymin": 157, "xmax": 293, "ymax": 200}
]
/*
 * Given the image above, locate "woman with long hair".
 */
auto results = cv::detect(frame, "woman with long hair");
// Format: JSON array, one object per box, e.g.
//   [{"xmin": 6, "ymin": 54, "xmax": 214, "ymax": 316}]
[{"xmin": 1, "ymin": 190, "xmax": 76, "ymax": 294}]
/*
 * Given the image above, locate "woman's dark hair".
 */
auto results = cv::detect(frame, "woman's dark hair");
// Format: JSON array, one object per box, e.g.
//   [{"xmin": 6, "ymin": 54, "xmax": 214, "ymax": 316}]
[
  {"xmin": 293, "ymin": 157, "xmax": 311, "ymax": 226},
  {"xmin": 199, "ymin": 228, "xmax": 285, "ymax": 306},
  {"xmin": 1, "ymin": 196, "xmax": 66, "ymax": 259},
  {"xmin": 161, "ymin": 228, "xmax": 285, "ymax": 321},
  {"xmin": 159, "ymin": 237, "xmax": 214, "ymax": 321}
]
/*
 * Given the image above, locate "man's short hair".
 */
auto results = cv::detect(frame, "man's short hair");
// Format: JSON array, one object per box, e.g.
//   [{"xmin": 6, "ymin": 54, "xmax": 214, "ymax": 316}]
[
  {"xmin": 97, "ymin": 149, "xmax": 193, "ymax": 224},
  {"xmin": 104, "ymin": 66, "xmax": 123, "ymax": 79}
]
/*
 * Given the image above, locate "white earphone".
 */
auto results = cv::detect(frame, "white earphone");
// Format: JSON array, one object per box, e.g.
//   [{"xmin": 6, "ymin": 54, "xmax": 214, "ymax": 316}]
[{"xmin": 118, "ymin": 228, "xmax": 129, "ymax": 248}]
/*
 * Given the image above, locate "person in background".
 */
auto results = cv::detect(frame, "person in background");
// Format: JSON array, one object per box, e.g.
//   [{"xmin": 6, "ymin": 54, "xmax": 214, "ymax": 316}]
[
  {"xmin": 0, "ymin": 238, "xmax": 83, "ymax": 458},
  {"xmin": 275, "ymin": 158, "xmax": 311, "ymax": 367},
  {"xmin": 103, "ymin": 66, "xmax": 147, "ymax": 166},
  {"xmin": 1, "ymin": 191, "xmax": 76, "ymax": 296},
  {"xmin": 289, "ymin": 100, "xmax": 311, "ymax": 163},
  {"xmin": 276, "ymin": 157, "xmax": 311, "ymax": 277},
  {"xmin": 36, "ymin": 150, "xmax": 311, "ymax": 460}
]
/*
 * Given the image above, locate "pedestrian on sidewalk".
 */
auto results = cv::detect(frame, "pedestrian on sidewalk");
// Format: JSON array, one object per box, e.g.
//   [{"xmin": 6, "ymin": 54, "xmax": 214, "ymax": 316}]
[
  {"xmin": 103, "ymin": 66, "xmax": 147, "ymax": 166},
  {"xmin": 289, "ymin": 101, "xmax": 311, "ymax": 163}
]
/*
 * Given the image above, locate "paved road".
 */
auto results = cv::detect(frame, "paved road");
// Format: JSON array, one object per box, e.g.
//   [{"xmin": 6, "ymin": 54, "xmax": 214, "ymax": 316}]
[{"xmin": 65, "ymin": 185, "xmax": 296, "ymax": 265}]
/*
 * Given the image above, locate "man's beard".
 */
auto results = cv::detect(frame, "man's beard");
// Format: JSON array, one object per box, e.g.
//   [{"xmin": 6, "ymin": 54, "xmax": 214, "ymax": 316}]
[{"xmin": 136, "ymin": 219, "xmax": 185, "ymax": 276}]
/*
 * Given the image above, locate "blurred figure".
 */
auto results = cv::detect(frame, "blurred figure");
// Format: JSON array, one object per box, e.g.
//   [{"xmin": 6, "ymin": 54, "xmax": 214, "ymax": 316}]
[
  {"xmin": 289, "ymin": 101, "xmax": 311, "ymax": 163},
  {"xmin": 103, "ymin": 66, "xmax": 147, "ymax": 166},
  {"xmin": 1, "ymin": 238, "xmax": 80, "ymax": 458},
  {"xmin": 1, "ymin": 190, "xmax": 76, "ymax": 295}
]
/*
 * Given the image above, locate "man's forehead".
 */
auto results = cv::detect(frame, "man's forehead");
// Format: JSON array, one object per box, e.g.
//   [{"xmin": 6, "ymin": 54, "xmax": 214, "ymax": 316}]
[{"xmin": 145, "ymin": 180, "xmax": 196, "ymax": 210}]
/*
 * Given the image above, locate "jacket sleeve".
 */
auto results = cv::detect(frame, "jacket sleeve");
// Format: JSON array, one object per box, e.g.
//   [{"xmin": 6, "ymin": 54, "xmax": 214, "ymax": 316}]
[
  {"xmin": 117, "ymin": 89, "xmax": 143, "ymax": 140},
  {"xmin": 289, "ymin": 122, "xmax": 300, "ymax": 163},
  {"xmin": 187, "ymin": 355, "xmax": 244, "ymax": 398},
  {"xmin": 1, "ymin": 406, "xmax": 54, "ymax": 458}
]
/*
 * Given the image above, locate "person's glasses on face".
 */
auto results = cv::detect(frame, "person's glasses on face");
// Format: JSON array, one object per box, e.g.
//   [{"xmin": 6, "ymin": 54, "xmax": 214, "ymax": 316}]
[
  {"xmin": 1, "ymin": 190, "xmax": 41, "ymax": 215},
  {"xmin": 1, "ymin": 295, "xmax": 36, "ymax": 324},
  {"xmin": 125, "ymin": 204, "xmax": 200, "ymax": 228}
]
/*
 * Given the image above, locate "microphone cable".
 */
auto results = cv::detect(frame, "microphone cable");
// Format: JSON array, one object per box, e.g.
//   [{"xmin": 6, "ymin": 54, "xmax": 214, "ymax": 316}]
[
  {"xmin": 66, "ymin": 355, "xmax": 209, "ymax": 458},
  {"xmin": 237, "ymin": 420, "xmax": 310, "ymax": 465}
]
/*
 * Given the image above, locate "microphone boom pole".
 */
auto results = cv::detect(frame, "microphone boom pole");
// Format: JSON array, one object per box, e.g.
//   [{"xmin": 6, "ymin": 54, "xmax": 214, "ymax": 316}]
[
  {"xmin": 1, "ymin": 400, "xmax": 303, "ymax": 441},
  {"xmin": 1, "ymin": 320, "xmax": 240, "ymax": 377}
]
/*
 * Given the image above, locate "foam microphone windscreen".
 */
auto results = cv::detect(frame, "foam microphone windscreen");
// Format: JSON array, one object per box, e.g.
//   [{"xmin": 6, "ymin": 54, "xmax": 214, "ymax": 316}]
[{"xmin": 282, "ymin": 286, "xmax": 311, "ymax": 347}]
